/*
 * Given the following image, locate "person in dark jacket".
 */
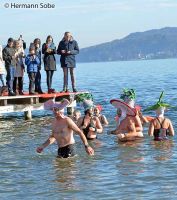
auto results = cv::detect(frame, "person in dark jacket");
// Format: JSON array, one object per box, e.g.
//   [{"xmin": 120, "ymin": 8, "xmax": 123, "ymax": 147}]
[
  {"xmin": 25, "ymin": 46, "xmax": 40, "ymax": 95},
  {"xmin": 30, "ymin": 38, "xmax": 44, "ymax": 94},
  {"xmin": 2, "ymin": 38, "xmax": 16, "ymax": 96},
  {"xmin": 42, "ymin": 35, "xmax": 56, "ymax": 94},
  {"xmin": 57, "ymin": 32, "xmax": 79, "ymax": 93}
]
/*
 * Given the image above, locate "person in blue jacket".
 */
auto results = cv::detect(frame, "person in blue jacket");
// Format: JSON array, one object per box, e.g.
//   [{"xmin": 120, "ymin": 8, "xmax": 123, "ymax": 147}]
[
  {"xmin": 57, "ymin": 32, "xmax": 79, "ymax": 93},
  {"xmin": 30, "ymin": 38, "xmax": 44, "ymax": 94},
  {"xmin": 25, "ymin": 46, "xmax": 40, "ymax": 95}
]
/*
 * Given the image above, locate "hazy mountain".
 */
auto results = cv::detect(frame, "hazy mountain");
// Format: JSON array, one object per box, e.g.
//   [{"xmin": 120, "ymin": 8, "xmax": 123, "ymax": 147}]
[{"xmin": 77, "ymin": 27, "xmax": 177, "ymax": 63}]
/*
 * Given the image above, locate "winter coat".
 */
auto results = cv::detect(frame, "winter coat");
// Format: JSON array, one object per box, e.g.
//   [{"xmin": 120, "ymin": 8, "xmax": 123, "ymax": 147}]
[
  {"xmin": 2, "ymin": 45, "xmax": 16, "ymax": 68},
  {"xmin": 57, "ymin": 39, "xmax": 79, "ymax": 68},
  {"xmin": 42, "ymin": 43, "xmax": 56, "ymax": 71},
  {"xmin": 25, "ymin": 54, "xmax": 40, "ymax": 73}
]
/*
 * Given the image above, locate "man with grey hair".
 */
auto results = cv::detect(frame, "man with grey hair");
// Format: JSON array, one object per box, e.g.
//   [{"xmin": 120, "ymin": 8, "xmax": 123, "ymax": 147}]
[{"xmin": 36, "ymin": 99, "xmax": 94, "ymax": 158}]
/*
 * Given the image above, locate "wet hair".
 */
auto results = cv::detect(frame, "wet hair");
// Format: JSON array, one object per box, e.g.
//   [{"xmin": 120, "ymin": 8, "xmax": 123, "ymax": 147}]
[{"xmin": 46, "ymin": 35, "xmax": 53, "ymax": 43}]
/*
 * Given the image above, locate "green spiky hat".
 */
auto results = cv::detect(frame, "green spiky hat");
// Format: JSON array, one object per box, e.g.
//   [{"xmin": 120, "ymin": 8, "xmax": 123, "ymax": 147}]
[
  {"xmin": 144, "ymin": 91, "xmax": 172, "ymax": 112},
  {"xmin": 120, "ymin": 88, "xmax": 136, "ymax": 101}
]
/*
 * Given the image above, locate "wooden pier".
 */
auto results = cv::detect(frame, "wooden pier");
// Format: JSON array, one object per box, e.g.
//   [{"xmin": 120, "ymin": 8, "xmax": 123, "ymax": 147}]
[{"xmin": 0, "ymin": 91, "xmax": 89, "ymax": 120}]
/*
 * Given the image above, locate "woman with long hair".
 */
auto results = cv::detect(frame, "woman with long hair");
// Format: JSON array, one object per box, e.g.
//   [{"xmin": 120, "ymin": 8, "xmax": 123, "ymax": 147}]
[{"xmin": 42, "ymin": 35, "xmax": 56, "ymax": 93}]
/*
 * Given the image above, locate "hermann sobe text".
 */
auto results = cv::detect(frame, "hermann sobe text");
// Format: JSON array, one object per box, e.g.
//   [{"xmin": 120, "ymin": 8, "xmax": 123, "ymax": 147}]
[{"xmin": 10, "ymin": 3, "xmax": 55, "ymax": 9}]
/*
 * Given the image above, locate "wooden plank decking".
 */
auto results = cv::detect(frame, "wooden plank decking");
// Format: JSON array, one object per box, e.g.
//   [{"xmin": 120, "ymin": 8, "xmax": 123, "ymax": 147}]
[{"xmin": 0, "ymin": 91, "xmax": 88, "ymax": 114}]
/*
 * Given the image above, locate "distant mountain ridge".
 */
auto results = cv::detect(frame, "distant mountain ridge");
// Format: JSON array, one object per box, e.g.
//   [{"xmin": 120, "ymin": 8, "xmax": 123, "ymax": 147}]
[{"xmin": 77, "ymin": 27, "xmax": 177, "ymax": 63}]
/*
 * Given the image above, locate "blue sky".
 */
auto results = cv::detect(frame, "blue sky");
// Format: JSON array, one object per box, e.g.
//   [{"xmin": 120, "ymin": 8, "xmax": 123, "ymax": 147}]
[{"xmin": 1, "ymin": 0, "xmax": 177, "ymax": 48}]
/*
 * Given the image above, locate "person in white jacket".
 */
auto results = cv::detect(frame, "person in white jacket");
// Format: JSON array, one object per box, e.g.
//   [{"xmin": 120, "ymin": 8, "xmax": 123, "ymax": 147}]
[{"xmin": 13, "ymin": 40, "xmax": 25, "ymax": 95}]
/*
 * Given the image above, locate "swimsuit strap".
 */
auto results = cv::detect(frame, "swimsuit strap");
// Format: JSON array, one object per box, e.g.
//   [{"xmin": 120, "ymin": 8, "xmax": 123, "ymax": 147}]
[
  {"xmin": 100, "ymin": 115, "xmax": 105, "ymax": 123},
  {"xmin": 81, "ymin": 116, "xmax": 86, "ymax": 126},
  {"xmin": 156, "ymin": 117, "xmax": 166, "ymax": 129}
]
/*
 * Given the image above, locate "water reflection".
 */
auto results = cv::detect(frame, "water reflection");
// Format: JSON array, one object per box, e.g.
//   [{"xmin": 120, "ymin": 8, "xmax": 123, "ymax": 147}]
[
  {"xmin": 52, "ymin": 158, "xmax": 80, "ymax": 192},
  {"xmin": 151, "ymin": 140, "xmax": 174, "ymax": 161}
]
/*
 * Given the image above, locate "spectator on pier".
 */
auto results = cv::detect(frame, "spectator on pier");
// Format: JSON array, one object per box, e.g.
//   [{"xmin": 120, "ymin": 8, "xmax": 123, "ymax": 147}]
[
  {"xmin": 25, "ymin": 46, "xmax": 40, "ymax": 95},
  {"xmin": 3, "ymin": 38, "xmax": 16, "ymax": 96},
  {"xmin": 13, "ymin": 40, "xmax": 25, "ymax": 95},
  {"xmin": 30, "ymin": 38, "xmax": 43, "ymax": 94},
  {"xmin": 42, "ymin": 35, "xmax": 56, "ymax": 94},
  {"xmin": 18, "ymin": 35, "xmax": 26, "ymax": 50},
  {"xmin": 57, "ymin": 32, "xmax": 79, "ymax": 93}
]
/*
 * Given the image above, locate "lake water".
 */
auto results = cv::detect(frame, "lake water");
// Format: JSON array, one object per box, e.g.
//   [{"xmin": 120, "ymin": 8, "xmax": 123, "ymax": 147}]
[{"xmin": 1, "ymin": 59, "xmax": 177, "ymax": 199}]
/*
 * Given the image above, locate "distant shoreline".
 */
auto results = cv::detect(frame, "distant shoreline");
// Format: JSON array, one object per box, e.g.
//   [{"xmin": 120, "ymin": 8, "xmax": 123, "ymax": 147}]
[{"xmin": 77, "ymin": 57, "xmax": 177, "ymax": 64}]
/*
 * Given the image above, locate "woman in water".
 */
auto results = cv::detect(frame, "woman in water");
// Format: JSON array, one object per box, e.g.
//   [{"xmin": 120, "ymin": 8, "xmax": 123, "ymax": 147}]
[
  {"xmin": 77, "ymin": 100, "xmax": 103, "ymax": 140},
  {"xmin": 145, "ymin": 92, "xmax": 174, "ymax": 141},
  {"xmin": 94, "ymin": 105, "xmax": 109, "ymax": 125}
]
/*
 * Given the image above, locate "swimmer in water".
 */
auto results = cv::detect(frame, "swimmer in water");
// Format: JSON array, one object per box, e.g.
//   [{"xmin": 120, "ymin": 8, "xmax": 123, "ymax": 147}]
[
  {"xmin": 110, "ymin": 98, "xmax": 143, "ymax": 142},
  {"xmin": 94, "ymin": 104, "xmax": 109, "ymax": 125},
  {"xmin": 77, "ymin": 99, "xmax": 103, "ymax": 140},
  {"xmin": 145, "ymin": 92, "xmax": 174, "ymax": 141},
  {"xmin": 36, "ymin": 99, "xmax": 94, "ymax": 158}
]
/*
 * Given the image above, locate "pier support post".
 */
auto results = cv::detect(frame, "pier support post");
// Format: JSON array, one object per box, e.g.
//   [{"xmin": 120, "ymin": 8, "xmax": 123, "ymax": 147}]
[{"xmin": 24, "ymin": 110, "xmax": 32, "ymax": 120}]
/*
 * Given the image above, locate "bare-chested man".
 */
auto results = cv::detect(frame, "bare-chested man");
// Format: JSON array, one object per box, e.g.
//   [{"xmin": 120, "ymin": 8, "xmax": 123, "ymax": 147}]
[
  {"xmin": 36, "ymin": 99, "xmax": 94, "ymax": 158},
  {"xmin": 114, "ymin": 113, "xmax": 143, "ymax": 142},
  {"xmin": 77, "ymin": 100, "xmax": 103, "ymax": 140},
  {"xmin": 110, "ymin": 98, "xmax": 143, "ymax": 142}
]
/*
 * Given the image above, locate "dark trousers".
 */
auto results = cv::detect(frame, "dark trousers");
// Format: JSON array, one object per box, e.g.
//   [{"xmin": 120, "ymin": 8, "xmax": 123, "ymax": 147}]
[
  {"xmin": 13, "ymin": 77, "xmax": 23, "ymax": 92},
  {"xmin": 46, "ymin": 70, "xmax": 54, "ymax": 90},
  {"xmin": 6, "ymin": 65, "xmax": 15, "ymax": 93},
  {"xmin": 28, "ymin": 72, "xmax": 36, "ymax": 93},
  {"xmin": 35, "ymin": 70, "xmax": 42, "ymax": 92},
  {"xmin": 62, "ymin": 67, "xmax": 75, "ymax": 90}
]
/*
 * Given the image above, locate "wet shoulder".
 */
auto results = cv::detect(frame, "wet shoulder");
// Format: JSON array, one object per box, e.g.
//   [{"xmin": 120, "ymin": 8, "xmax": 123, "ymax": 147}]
[{"xmin": 163, "ymin": 118, "xmax": 171, "ymax": 125}]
